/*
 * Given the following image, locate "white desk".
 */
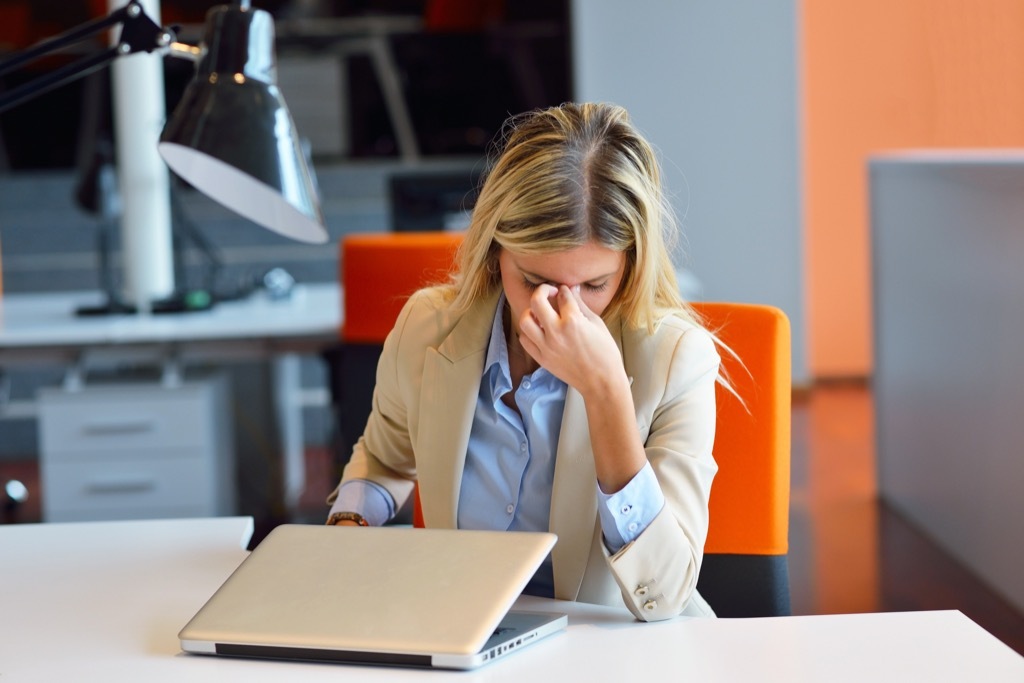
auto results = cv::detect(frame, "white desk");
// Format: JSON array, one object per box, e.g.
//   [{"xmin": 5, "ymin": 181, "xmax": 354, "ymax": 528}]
[
  {"xmin": 1, "ymin": 517, "xmax": 1021, "ymax": 682},
  {"xmin": 0, "ymin": 284, "xmax": 342, "ymax": 511}
]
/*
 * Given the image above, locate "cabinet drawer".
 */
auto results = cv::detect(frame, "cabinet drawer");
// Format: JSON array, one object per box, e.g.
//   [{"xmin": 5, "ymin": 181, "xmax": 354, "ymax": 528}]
[
  {"xmin": 41, "ymin": 453, "xmax": 217, "ymax": 520},
  {"xmin": 38, "ymin": 384, "xmax": 217, "ymax": 454}
]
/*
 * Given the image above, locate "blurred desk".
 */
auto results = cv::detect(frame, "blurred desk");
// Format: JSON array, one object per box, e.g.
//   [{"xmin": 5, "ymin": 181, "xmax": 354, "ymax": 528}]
[
  {"xmin": 0, "ymin": 284, "xmax": 342, "ymax": 512},
  {"xmin": 1, "ymin": 517, "xmax": 1022, "ymax": 681}
]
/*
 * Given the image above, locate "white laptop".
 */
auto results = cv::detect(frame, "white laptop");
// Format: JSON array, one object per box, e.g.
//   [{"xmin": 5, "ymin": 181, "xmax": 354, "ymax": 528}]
[{"xmin": 179, "ymin": 524, "xmax": 567, "ymax": 670}]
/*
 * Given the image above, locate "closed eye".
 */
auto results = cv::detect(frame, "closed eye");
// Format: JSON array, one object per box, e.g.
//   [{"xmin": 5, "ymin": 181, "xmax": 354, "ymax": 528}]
[
  {"xmin": 521, "ymin": 276, "xmax": 543, "ymax": 291},
  {"xmin": 522, "ymin": 277, "xmax": 609, "ymax": 293}
]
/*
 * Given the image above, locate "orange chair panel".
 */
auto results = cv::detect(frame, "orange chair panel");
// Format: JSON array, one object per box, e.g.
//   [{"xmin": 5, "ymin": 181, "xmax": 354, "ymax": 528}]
[
  {"xmin": 341, "ymin": 232, "xmax": 464, "ymax": 343},
  {"xmin": 694, "ymin": 302, "xmax": 791, "ymax": 556},
  {"xmin": 0, "ymin": 3, "xmax": 30, "ymax": 49},
  {"xmin": 413, "ymin": 486, "xmax": 424, "ymax": 529}
]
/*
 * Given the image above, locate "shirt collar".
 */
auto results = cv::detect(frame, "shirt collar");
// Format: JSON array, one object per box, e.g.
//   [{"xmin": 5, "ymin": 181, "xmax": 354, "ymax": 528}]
[
  {"xmin": 483, "ymin": 292, "xmax": 566, "ymax": 398},
  {"xmin": 483, "ymin": 292, "xmax": 512, "ymax": 387}
]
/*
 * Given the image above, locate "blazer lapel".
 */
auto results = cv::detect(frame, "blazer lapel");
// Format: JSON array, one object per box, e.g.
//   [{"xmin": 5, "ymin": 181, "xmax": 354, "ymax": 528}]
[
  {"xmin": 549, "ymin": 386, "xmax": 598, "ymax": 600},
  {"xmin": 415, "ymin": 293, "xmax": 498, "ymax": 529},
  {"xmin": 550, "ymin": 314, "xmax": 629, "ymax": 601}
]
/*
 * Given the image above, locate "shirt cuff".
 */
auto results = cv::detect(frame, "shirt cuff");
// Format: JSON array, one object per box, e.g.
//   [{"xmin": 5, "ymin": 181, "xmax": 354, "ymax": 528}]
[
  {"xmin": 328, "ymin": 479, "xmax": 396, "ymax": 526},
  {"xmin": 596, "ymin": 462, "xmax": 665, "ymax": 553}
]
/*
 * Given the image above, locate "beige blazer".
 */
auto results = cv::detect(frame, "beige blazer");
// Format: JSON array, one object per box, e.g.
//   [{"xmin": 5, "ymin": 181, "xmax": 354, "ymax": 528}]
[{"xmin": 335, "ymin": 287, "xmax": 720, "ymax": 621}]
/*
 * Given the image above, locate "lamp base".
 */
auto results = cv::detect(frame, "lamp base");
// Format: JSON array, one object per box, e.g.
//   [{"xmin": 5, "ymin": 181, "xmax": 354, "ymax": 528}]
[{"xmin": 74, "ymin": 289, "xmax": 214, "ymax": 317}]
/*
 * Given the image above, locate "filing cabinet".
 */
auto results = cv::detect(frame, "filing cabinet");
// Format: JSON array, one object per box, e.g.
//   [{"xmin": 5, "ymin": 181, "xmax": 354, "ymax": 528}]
[{"xmin": 37, "ymin": 376, "xmax": 235, "ymax": 522}]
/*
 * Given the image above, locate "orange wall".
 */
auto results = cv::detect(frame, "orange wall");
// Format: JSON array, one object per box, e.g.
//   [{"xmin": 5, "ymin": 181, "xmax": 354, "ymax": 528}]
[{"xmin": 802, "ymin": 1, "xmax": 1024, "ymax": 377}]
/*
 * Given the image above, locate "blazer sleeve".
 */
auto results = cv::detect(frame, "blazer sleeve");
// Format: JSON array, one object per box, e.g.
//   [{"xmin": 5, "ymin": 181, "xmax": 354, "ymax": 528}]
[
  {"xmin": 326, "ymin": 291, "xmax": 425, "ymax": 515},
  {"xmin": 606, "ymin": 325, "xmax": 720, "ymax": 620}
]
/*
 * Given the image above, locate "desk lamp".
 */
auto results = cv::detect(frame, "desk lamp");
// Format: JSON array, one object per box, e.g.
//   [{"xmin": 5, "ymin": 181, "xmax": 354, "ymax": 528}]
[
  {"xmin": 158, "ymin": 1, "xmax": 327, "ymax": 245},
  {"xmin": 0, "ymin": 0, "xmax": 328, "ymax": 310}
]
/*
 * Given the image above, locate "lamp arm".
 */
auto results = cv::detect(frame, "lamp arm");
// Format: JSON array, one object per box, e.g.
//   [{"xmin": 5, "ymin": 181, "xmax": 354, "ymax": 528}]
[
  {"xmin": 0, "ymin": 1, "xmax": 175, "ymax": 114},
  {"xmin": 0, "ymin": 7, "xmax": 131, "ymax": 77},
  {"xmin": 167, "ymin": 42, "xmax": 204, "ymax": 62},
  {"xmin": 0, "ymin": 47, "xmax": 123, "ymax": 114}
]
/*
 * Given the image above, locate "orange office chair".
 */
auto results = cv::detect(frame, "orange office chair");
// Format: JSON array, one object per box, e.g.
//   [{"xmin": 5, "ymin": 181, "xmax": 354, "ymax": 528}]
[
  {"xmin": 339, "ymin": 237, "xmax": 792, "ymax": 616},
  {"xmin": 691, "ymin": 301, "xmax": 791, "ymax": 617},
  {"xmin": 410, "ymin": 301, "xmax": 792, "ymax": 617},
  {"xmin": 325, "ymin": 231, "xmax": 464, "ymax": 478}
]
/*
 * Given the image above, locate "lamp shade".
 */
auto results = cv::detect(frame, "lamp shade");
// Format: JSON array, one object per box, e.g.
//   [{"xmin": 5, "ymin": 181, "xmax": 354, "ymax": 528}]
[{"xmin": 158, "ymin": 4, "xmax": 327, "ymax": 244}]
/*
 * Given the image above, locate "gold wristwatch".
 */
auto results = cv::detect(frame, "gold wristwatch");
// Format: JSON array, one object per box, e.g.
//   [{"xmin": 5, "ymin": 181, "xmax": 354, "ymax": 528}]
[{"xmin": 326, "ymin": 511, "xmax": 369, "ymax": 527}]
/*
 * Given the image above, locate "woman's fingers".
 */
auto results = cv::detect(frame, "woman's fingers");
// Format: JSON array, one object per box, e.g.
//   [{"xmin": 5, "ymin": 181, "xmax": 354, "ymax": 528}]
[
  {"xmin": 529, "ymin": 284, "xmax": 560, "ymax": 330},
  {"xmin": 567, "ymin": 285, "xmax": 601, "ymax": 320},
  {"xmin": 518, "ymin": 306, "xmax": 544, "ymax": 345},
  {"xmin": 557, "ymin": 285, "xmax": 582, "ymax": 317}
]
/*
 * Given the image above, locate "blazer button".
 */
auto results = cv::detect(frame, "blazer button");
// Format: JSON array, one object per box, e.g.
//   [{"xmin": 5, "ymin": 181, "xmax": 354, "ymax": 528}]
[
  {"xmin": 643, "ymin": 599, "xmax": 658, "ymax": 611},
  {"xmin": 634, "ymin": 585, "xmax": 649, "ymax": 597}
]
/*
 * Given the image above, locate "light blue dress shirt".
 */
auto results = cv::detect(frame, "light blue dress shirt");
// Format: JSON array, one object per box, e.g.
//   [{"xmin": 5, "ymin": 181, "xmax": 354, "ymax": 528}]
[{"xmin": 331, "ymin": 294, "xmax": 665, "ymax": 597}]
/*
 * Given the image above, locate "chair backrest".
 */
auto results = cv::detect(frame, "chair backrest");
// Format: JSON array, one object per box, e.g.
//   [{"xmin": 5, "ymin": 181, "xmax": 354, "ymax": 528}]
[
  {"xmin": 340, "ymin": 231, "xmax": 464, "ymax": 343},
  {"xmin": 692, "ymin": 301, "xmax": 792, "ymax": 617}
]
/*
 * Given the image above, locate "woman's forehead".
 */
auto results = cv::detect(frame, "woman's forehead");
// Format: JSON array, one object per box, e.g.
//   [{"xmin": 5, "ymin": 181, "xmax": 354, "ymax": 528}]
[{"xmin": 503, "ymin": 243, "xmax": 625, "ymax": 283}]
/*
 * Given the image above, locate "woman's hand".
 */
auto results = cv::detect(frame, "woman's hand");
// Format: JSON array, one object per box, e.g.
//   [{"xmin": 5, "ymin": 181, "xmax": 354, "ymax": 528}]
[
  {"xmin": 516, "ymin": 284, "xmax": 627, "ymax": 399},
  {"xmin": 518, "ymin": 284, "xmax": 643, "ymax": 493}
]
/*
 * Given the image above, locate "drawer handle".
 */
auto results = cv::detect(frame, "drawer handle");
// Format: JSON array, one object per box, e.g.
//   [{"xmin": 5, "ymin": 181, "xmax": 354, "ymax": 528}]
[
  {"xmin": 84, "ymin": 478, "xmax": 157, "ymax": 495},
  {"xmin": 80, "ymin": 420, "xmax": 157, "ymax": 437}
]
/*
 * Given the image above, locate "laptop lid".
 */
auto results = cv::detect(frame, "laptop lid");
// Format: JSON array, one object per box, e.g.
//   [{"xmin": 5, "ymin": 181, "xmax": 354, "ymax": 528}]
[{"xmin": 179, "ymin": 525, "xmax": 565, "ymax": 669}]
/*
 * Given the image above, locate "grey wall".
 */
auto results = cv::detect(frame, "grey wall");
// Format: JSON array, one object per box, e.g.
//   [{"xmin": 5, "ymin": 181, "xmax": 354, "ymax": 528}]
[
  {"xmin": 572, "ymin": 0, "xmax": 807, "ymax": 382},
  {"xmin": 871, "ymin": 155, "xmax": 1024, "ymax": 614}
]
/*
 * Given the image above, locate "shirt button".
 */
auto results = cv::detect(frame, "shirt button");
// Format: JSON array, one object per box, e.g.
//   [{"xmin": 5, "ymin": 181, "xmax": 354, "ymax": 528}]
[
  {"xmin": 520, "ymin": 442, "xmax": 528, "ymax": 453},
  {"xmin": 621, "ymin": 504, "xmax": 633, "ymax": 515},
  {"xmin": 522, "ymin": 379, "xmax": 531, "ymax": 390},
  {"xmin": 634, "ymin": 585, "xmax": 648, "ymax": 597},
  {"xmin": 506, "ymin": 504, "xmax": 515, "ymax": 515},
  {"xmin": 627, "ymin": 522, "xmax": 639, "ymax": 533},
  {"xmin": 643, "ymin": 599, "xmax": 658, "ymax": 611}
]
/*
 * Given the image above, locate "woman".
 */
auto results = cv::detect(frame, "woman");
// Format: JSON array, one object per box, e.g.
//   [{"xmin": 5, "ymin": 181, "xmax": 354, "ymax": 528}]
[{"xmin": 327, "ymin": 102, "xmax": 720, "ymax": 621}]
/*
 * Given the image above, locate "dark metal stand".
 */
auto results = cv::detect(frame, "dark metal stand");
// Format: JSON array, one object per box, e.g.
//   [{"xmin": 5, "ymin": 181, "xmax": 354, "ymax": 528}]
[{"xmin": 0, "ymin": 1, "xmax": 171, "ymax": 114}]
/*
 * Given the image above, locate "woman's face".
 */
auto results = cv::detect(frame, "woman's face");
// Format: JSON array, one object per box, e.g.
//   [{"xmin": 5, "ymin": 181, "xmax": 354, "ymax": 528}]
[{"xmin": 498, "ymin": 241, "xmax": 627, "ymax": 338}]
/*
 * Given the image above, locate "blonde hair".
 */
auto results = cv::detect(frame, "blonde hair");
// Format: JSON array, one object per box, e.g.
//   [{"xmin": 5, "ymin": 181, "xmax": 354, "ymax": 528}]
[{"xmin": 445, "ymin": 102, "xmax": 697, "ymax": 332}]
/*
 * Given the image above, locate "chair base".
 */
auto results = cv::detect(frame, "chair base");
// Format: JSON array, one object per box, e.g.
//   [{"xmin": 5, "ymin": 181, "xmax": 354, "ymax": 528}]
[{"xmin": 698, "ymin": 553, "xmax": 791, "ymax": 617}]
